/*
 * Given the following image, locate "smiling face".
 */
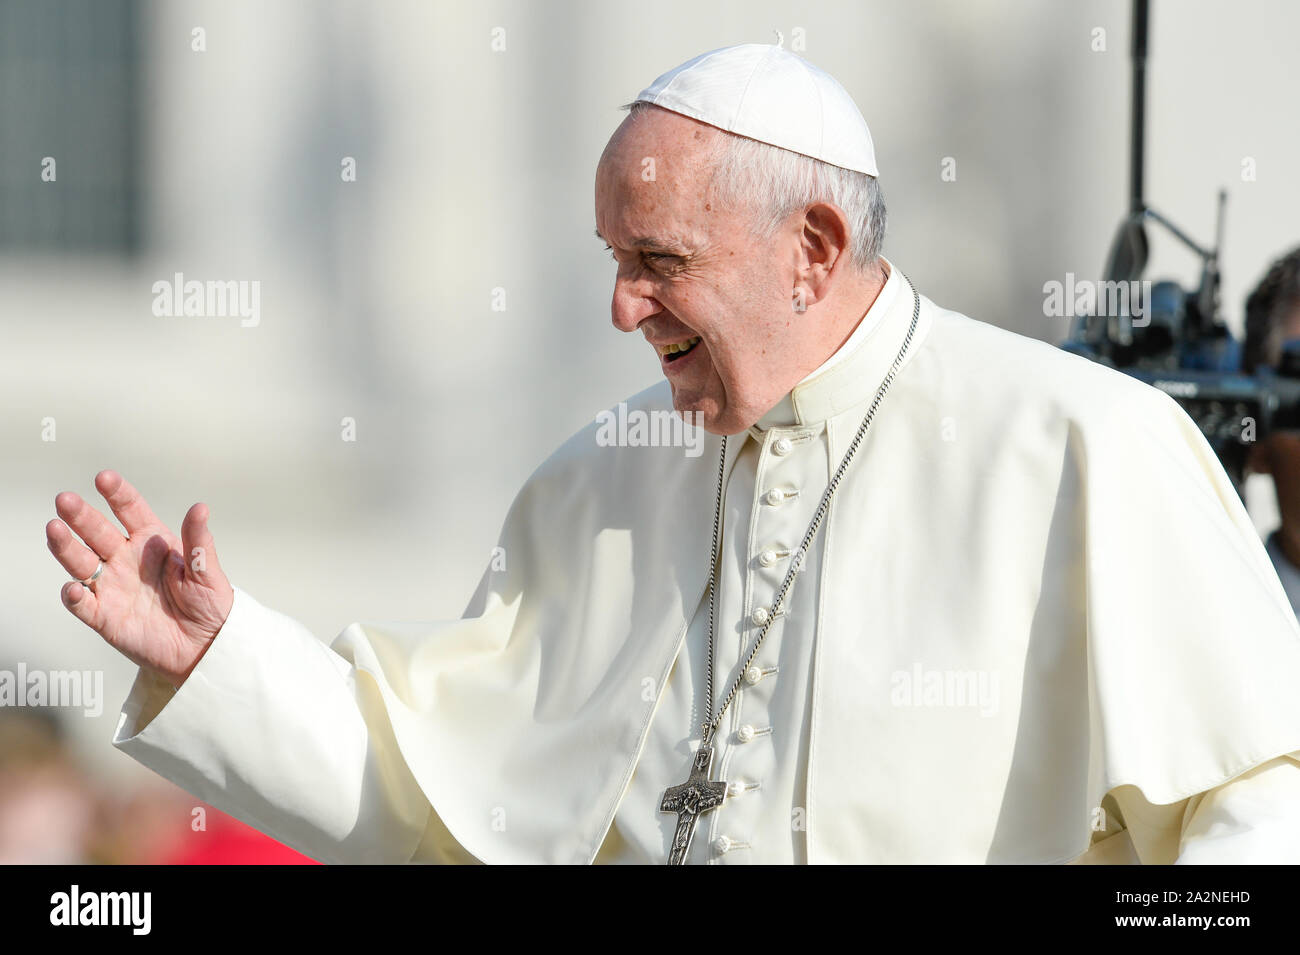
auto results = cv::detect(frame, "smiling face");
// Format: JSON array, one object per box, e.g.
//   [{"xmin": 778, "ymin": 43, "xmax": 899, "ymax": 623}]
[{"xmin": 594, "ymin": 107, "xmax": 856, "ymax": 435}]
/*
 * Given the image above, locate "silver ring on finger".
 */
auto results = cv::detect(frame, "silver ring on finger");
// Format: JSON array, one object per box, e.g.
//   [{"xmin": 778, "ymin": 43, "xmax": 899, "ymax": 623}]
[{"xmin": 77, "ymin": 559, "xmax": 105, "ymax": 587}]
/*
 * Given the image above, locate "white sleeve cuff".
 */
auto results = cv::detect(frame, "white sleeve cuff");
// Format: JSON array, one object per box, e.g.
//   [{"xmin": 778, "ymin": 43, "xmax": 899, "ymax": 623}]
[{"xmin": 111, "ymin": 586, "xmax": 432, "ymax": 864}]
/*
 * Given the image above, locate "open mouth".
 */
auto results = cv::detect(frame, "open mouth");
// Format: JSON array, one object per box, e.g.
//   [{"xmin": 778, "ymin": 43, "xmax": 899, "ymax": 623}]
[{"xmin": 658, "ymin": 336, "xmax": 701, "ymax": 363}]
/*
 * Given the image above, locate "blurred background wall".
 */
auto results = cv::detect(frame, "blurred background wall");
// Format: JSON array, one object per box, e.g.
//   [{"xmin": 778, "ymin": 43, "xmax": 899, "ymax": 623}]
[{"xmin": 1, "ymin": 0, "xmax": 1297, "ymax": 859}]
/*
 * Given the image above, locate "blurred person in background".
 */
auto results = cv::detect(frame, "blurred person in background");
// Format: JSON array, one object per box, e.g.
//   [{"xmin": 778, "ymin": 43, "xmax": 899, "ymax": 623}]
[
  {"xmin": 0, "ymin": 708, "xmax": 95, "ymax": 864},
  {"xmin": 0, "ymin": 701, "xmax": 313, "ymax": 864},
  {"xmin": 94, "ymin": 783, "xmax": 317, "ymax": 865},
  {"xmin": 151, "ymin": 804, "xmax": 319, "ymax": 865},
  {"xmin": 1243, "ymin": 246, "xmax": 1300, "ymax": 616}
]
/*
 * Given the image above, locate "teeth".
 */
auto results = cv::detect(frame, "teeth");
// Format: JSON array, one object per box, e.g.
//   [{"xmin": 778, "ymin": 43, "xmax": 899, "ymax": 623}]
[{"xmin": 658, "ymin": 336, "xmax": 700, "ymax": 357}]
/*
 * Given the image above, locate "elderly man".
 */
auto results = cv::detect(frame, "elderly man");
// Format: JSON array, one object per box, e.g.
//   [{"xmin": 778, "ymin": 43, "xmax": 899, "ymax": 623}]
[{"xmin": 45, "ymin": 44, "xmax": 1300, "ymax": 864}]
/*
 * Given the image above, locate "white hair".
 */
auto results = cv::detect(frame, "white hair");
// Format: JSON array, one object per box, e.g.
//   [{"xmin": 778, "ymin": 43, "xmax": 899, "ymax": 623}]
[{"xmin": 621, "ymin": 101, "xmax": 887, "ymax": 273}]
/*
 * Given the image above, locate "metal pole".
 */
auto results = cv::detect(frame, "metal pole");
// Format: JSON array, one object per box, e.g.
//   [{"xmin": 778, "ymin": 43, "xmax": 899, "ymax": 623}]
[{"xmin": 1130, "ymin": 0, "xmax": 1150, "ymax": 215}]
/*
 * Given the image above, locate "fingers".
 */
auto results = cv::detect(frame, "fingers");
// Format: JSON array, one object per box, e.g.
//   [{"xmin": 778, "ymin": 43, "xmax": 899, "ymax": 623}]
[
  {"xmin": 60, "ymin": 580, "xmax": 102, "ymax": 632},
  {"xmin": 95, "ymin": 470, "xmax": 163, "ymax": 536},
  {"xmin": 46, "ymin": 517, "xmax": 105, "ymax": 582},
  {"xmin": 53, "ymin": 491, "xmax": 124, "ymax": 561},
  {"xmin": 181, "ymin": 502, "xmax": 222, "ymax": 583}
]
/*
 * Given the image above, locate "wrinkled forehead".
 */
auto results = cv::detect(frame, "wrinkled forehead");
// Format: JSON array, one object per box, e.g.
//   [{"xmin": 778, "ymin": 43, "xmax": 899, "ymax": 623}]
[{"xmin": 595, "ymin": 110, "xmax": 721, "ymax": 247}]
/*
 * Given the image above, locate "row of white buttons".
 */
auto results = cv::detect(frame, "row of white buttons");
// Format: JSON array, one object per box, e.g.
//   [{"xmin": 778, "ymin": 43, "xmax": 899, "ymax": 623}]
[
  {"xmin": 714, "ymin": 672, "xmax": 772, "ymax": 856},
  {"xmin": 718, "ymin": 437, "xmax": 799, "ymax": 859},
  {"xmin": 716, "ymin": 668, "xmax": 774, "ymax": 854},
  {"xmin": 714, "ymin": 733, "xmax": 765, "ymax": 855}
]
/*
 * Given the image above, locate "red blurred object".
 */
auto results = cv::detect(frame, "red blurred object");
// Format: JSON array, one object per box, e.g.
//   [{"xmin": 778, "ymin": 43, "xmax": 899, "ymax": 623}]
[{"xmin": 154, "ymin": 806, "xmax": 320, "ymax": 865}]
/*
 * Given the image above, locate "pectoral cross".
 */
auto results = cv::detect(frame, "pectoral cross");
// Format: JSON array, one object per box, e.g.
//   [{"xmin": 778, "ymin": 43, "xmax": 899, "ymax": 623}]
[{"xmin": 660, "ymin": 742, "xmax": 727, "ymax": 865}]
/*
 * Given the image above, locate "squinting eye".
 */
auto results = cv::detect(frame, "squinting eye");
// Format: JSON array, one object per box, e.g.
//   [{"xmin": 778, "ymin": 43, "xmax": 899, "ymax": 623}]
[{"xmin": 603, "ymin": 245, "xmax": 679, "ymax": 271}]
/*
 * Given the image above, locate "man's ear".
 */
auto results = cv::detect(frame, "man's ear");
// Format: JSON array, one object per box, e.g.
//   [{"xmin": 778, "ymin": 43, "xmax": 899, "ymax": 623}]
[{"xmin": 792, "ymin": 202, "xmax": 852, "ymax": 309}]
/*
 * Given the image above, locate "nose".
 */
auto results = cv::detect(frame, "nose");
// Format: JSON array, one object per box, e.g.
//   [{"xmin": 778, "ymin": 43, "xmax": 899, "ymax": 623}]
[{"xmin": 610, "ymin": 272, "xmax": 661, "ymax": 334}]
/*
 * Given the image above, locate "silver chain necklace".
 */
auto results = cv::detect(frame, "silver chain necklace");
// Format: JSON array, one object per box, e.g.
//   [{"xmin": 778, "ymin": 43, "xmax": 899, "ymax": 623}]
[{"xmin": 659, "ymin": 279, "xmax": 921, "ymax": 865}]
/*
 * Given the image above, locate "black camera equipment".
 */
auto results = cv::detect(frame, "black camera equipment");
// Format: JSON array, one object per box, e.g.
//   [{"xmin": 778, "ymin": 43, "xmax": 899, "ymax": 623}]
[{"xmin": 1060, "ymin": 0, "xmax": 1300, "ymax": 495}]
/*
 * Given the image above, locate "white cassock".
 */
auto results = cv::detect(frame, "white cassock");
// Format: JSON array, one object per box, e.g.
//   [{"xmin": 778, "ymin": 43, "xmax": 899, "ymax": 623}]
[{"xmin": 113, "ymin": 259, "xmax": 1300, "ymax": 864}]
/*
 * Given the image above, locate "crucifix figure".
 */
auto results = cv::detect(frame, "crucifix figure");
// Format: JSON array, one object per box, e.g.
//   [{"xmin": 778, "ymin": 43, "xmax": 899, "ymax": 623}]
[{"xmin": 660, "ymin": 742, "xmax": 727, "ymax": 865}]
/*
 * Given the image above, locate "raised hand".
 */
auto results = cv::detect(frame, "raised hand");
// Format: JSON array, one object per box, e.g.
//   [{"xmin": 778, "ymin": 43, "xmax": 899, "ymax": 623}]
[{"xmin": 45, "ymin": 470, "xmax": 234, "ymax": 688}]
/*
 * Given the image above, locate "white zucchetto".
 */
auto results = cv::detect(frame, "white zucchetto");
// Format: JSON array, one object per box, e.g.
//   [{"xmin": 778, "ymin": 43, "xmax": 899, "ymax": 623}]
[{"xmin": 633, "ymin": 43, "xmax": 879, "ymax": 176}]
